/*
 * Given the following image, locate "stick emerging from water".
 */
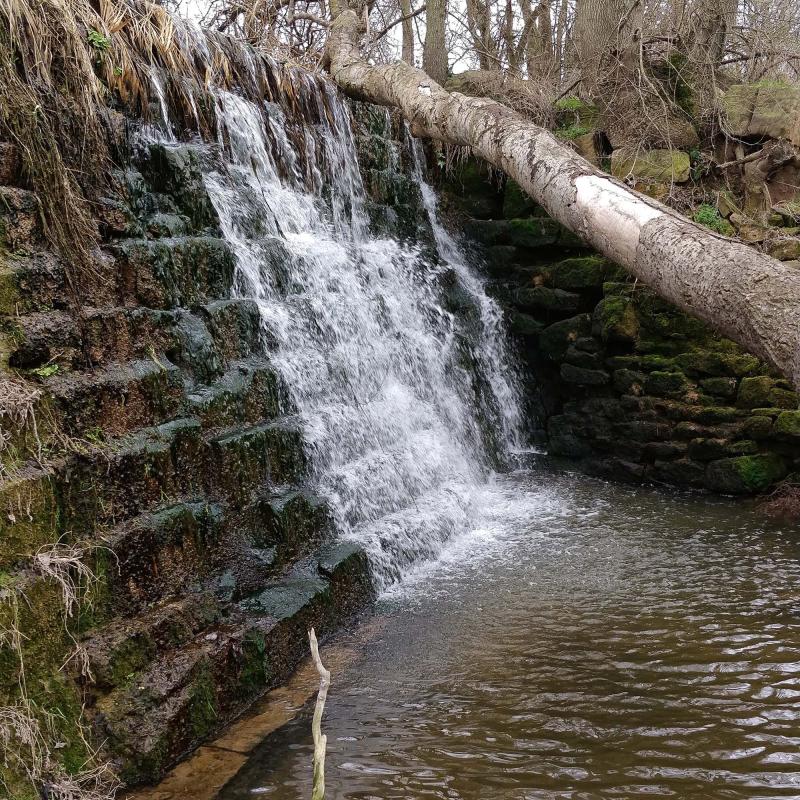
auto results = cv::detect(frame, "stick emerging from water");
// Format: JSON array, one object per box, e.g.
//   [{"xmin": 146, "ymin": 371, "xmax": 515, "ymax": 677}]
[{"xmin": 308, "ymin": 628, "xmax": 330, "ymax": 800}]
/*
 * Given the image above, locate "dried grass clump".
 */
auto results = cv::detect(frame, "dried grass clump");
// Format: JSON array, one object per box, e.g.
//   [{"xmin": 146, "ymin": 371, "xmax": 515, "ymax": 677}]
[
  {"xmin": 33, "ymin": 543, "xmax": 100, "ymax": 620},
  {"xmin": 0, "ymin": 376, "xmax": 43, "ymax": 474},
  {"xmin": 758, "ymin": 480, "xmax": 800, "ymax": 522},
  {"xmin": 0, "ymin": 0, "xmax": 327, "ymax": 287},
  {"xmin": 0, "ymin": 702, "xmax": 120, "ymax": 800},
  {"xmin": 1, "ymin": 548, "xmax": 118, "ymax": 798}
]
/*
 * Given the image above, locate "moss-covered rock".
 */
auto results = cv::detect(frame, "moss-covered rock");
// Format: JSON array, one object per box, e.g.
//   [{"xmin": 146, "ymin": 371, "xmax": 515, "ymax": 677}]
[
  {"xmin": 700, "ymin": 377, "xmax": 738, "ymax": 399},
  {"xmin": 736, "ymin": 376, "xmax": 774, "ymax": 408},
  {"xmin": 509, "ymin": 312, "xmax": 545, "ymax": 338},
  {"xmin": 773, "ymin": 410, "xmax": 800, "ymax": 439},
  {"xmin": 644, "ymin": 371, "xmax": 689, "ymax": 398},
  {"xmin": 610, "ymin": 148, "xmax": 691, "ymax": 183},
  {"xmin": 514, "ymin": 286, "xmax": 581, "ymax": 314},
  {"xmin": 560, "ymin": 363, "xmax": 610, "ymax": 386},
  {"xmin": 549, "ymin": 255, "xmax": 607, "ymax": 290},
  {"xmin": 507, "ymin": 217, "xmax": 562, "ymax": 249},
  {"xmin": 502, "ymin": 179, "xmax": 543, "ymax": 219},
  {"xmin": 592, "ymin": 296, "xmax": 639, "ymax": 344},
  {"xmin": 705, "ymin": 454, "xmax": 787, "ymax": 494}
]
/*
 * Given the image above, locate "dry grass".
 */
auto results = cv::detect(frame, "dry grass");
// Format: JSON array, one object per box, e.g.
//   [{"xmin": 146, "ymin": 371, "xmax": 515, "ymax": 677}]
[
  {"xmin": 1, "ymin": 548, "xmax": 118, "ymax": 798},
  {"xmin": 0, "ymin": 376, "xmax": 43, "ymax": 476},
  {"xmin": 0, "ymin": 0, "xmax": 303, "ymax": 291},
  {"xmin": 758, "ymin": 480, "xmax": 800, "ymax": 521}
]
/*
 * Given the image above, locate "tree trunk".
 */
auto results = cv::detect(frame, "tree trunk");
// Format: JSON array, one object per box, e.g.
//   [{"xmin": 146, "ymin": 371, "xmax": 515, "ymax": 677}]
[
  {"xmin": 572, "ymin": 0, "xmax": 640, "ymax": 95},
  {"xmin": 326, "ymin": 9, "xmax": 800, "ymax": 386},
  {"xmin": 399, "ymin": 0, "xmax": 414, "ymax": 64},
  {"xmin": 422, "ymin": 0, "xmax": 447, "ymax": 84},
  {"xmin": 688, "ymin": 0, "xmax": 738, "ymax": 66}
]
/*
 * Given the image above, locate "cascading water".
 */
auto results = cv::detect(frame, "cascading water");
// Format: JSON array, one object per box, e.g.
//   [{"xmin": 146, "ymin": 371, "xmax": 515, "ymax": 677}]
[{"xmin": 145, "ymin": 55, "xmax": 527, "ymax": 590}]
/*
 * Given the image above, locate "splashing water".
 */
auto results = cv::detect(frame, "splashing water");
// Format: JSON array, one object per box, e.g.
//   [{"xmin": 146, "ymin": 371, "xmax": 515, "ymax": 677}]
[{"xmin": 152, "ymin": 68, "xmax": 527, "ymax": 590}]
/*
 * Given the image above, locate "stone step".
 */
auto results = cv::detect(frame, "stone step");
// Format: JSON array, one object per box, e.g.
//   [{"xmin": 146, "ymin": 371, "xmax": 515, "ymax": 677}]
[
  {"xmin": 45, "ymin": 358, "xmax": 185, "ymax": 439},
  {"xmin": 0, "ymin": 467, "xmax": 59, "ymax": 567},
  {"xmin": 187, "ymin": 359, "xmax": 282, "ymax": 430},
  {"xmin": 0, "ymin": 250, "xmax": 66, "ymax": 316},
  {"xmin": 113, "ymin": 236, "xmax": 236, "ymax": 310},
  {"xmin": 90, "ymin": 541, "xmax": 375, "ymax": 785},
  {"xmin": 103, "ymin": 486, "xmax": 328, "ymax": 613},
  {"xmin": 208, "ymin": 419, "xmax": 307, "ymax": 504},
  {"xmin": 0, "ymin": 186, "xmax": 43, "ymax": 250},
  {"xmin": 59, "ymin": 417, "xmax": 204, "ymax": 531}
]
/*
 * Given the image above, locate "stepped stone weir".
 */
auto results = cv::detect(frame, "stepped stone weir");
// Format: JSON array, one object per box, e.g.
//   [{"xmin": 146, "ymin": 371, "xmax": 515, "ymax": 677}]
[{"xmin": 0, "ymin": 18, "xmax": 525, "ymax": 793}]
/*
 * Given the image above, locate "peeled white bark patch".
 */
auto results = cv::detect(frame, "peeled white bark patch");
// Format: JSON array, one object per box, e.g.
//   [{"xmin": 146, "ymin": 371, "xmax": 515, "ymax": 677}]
[{"xmin": 574, "ymin": 175, "xmax": 663, "ymax": 266}]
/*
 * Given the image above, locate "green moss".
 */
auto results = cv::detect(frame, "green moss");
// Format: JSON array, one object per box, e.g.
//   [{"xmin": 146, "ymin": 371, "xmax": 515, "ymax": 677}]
[
  {"xmin": 238, "ymin": 629, "xmax": 270, "ymax": 695},
  {"xmin": 592, "ymin": 296, "xmax": 639, "ymax": 343},
  {"xmin": 507, "ymin": 217, "xmax": 561, "ymax": 248},
  {"xmin": 644, "ymin": 371, "xmax": 689, "ymax": 398},
  {"xmin": 188, "ymin": 663, "xmax": 218, "ymax": 739},
  {"xmin": 693, "ymin": 203, "xmax": 735, "ymax": 236},
  {"xmin": 676, "ymin": 350, "xmax": 761, "ymax": 378},
  {"xmin": 706, "ymin": 454, "xmax": 787, "ymax": 494},
  {"xmin": 736, "ymin": 376, "xmax": 774, "ymax": 408},
  {"xmin": 0, "ymin": 262, "xmax": 19, "ymax": 315},
  {"xmin": 502, "ymin": 180, "xmax": 542, "ymax": 219},
  {"xmin": 555, "ymin": 124, "xmax": 591, "ymax": 141},
  {"xmin": 773, "ymin": 410, "xmax": 800, "ymax": 438},
  {"xmin": 550, "ymin": 255, "xmax": 607, "ymax": 290},
  {"xmin": 554, "ymin": 95, "xmax": 585, "ymax": 113},
  {"xmin": 0, "ymin": 475, "xmax": 60, "ymax": 567}
]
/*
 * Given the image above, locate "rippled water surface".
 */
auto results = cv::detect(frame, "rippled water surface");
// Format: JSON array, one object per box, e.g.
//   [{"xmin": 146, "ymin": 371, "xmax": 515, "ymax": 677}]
[{"xmin": 219, "ymin": 463, "xmax": 800, "ymax": 799}]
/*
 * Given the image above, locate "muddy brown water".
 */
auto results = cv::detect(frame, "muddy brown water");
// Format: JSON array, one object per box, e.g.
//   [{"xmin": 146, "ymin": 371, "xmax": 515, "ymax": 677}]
[{"xmin": 167, "ymin": 463, "xmax": 800, "ymax": 799}]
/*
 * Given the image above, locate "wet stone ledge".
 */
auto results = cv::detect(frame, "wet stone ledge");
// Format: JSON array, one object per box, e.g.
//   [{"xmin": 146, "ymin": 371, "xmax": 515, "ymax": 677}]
[{"xmin": 0, "ymin": 131, "xmax": 385, "ymax": 796}]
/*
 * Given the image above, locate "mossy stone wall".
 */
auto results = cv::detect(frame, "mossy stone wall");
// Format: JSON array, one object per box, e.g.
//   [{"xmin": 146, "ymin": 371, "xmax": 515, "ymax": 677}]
[{"xmin": 439, "ymin": 158, "xmax": 800, "ymax": 494}]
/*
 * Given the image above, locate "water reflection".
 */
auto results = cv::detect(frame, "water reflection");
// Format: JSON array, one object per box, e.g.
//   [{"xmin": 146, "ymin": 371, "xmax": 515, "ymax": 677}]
[{"xmin": 220, "ymin": 463, "xmax": 800, "ymax": 799}]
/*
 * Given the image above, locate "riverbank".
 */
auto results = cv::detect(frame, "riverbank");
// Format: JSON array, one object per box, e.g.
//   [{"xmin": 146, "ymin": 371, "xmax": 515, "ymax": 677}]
[{"xmin": 129, "ymin": 458, "xmax": 800, "ymax": 800}]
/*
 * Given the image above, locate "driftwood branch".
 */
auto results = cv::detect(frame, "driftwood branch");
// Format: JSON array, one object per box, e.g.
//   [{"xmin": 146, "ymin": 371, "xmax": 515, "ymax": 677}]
[{"xmin": 309, "ymin": 628, "xmax": 330, "ymax": 800}]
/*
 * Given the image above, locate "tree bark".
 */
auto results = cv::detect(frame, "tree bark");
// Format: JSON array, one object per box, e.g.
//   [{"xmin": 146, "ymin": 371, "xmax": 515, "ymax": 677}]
[
  {"xmin": 422, "ymin": 0, "xmax": 447, "ymax": 84},
  {"xmin": 572, "ymin": 0, "xmax": 640, "ymax": 95},
  {"xmin": 399, "ymin": 0, "xmax": 414, "ymax": 64},
  {"xmin": 326, "ymin": 9, "xmax": 800, "ymax": 386}
]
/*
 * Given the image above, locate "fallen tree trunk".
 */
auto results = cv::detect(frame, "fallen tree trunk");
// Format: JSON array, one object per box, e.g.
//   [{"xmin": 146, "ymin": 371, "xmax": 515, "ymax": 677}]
[{"xmin": 327, "ymin": 9, "xmax": 800, "ymax": 387}]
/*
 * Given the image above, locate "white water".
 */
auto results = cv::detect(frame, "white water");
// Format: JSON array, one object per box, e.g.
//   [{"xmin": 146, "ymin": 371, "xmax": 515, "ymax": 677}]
[{"xmin": 155, "ymin": 72, "xmax": 527, "ymax": 590}]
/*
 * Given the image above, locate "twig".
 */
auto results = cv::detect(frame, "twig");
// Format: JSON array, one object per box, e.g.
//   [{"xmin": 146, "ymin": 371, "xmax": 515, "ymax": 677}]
[
  {"xmin": 371, "ymin": 4, "xmax": 426, "ymax": 43},
  {"xmin": 308, "ymin": 628, "xmax": 330, "ymax": 800}
]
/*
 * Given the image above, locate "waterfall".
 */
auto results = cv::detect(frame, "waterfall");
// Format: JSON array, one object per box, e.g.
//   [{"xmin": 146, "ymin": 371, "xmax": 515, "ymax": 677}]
[{"xmin": 145, "ymin": 60, "xmax": 526, "ymax": 590}]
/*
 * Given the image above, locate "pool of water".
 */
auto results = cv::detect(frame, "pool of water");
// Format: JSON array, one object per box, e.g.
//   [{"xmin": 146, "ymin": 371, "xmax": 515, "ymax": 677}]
[{"xmin": 219, "ymin": 462, "xmax": 800, "ymax": 799}]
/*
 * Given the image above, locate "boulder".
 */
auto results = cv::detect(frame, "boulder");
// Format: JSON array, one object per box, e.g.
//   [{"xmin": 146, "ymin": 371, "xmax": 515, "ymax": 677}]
[
  {"xmin": 766, "ymin": 237, "xmax": 800, "ymax": 261},
  {"xmin": 736, "ymin": 376, "xmax": 774, "ymax": 408},
  {"xmin": 560, "ymin": 363, "xmax": 610, "ymax": 386},
  {"xmin": 502, "ymin": 179, "xmax": 544, "ymax": 219},
  {"xmin": 514, "ymin": 286, "xmax": 581, "ymax": 314},
  {"xmin": 773, "ymin": 410, "xmax": 800, "ymax": 440},
  {"xmin": 549, "ymin": 255, "xmax": 607, "ymax": 290},
  {"xmin": 723, "ymin": 82, "xmax": 800, "ymax": 146},
  {"xmin": 610, "ymin": 148, "xmax": 691, "ymax": 183}
]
